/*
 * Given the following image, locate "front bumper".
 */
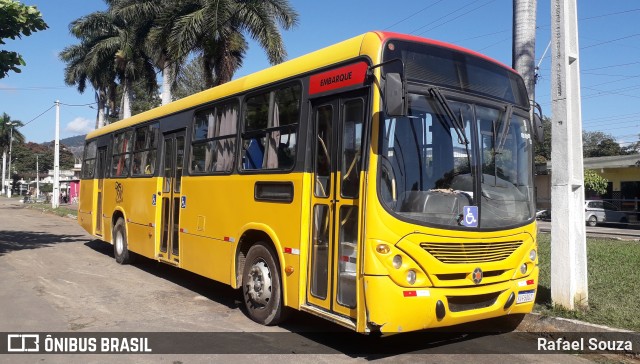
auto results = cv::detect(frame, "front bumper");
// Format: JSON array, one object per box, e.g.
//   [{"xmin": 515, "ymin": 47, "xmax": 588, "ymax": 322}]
[{"xmin": 364, "ymin": 266, "xmax": 538, "ymax": 333}]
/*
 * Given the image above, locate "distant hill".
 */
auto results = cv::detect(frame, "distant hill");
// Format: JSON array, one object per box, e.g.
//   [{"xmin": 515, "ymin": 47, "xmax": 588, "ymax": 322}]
[
  {"xmin": 60, "ymin": 135, "xmax": 86, "ymax": 148},
  {"xmin": 42, "ymin": 134, "xmax": 86, "ymax": 160}
]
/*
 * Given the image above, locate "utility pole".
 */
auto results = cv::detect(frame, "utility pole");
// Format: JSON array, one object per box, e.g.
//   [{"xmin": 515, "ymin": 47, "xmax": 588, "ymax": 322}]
[
  {"xmin": 550, "ymin": 0, "xmax": 588, "ymax": 310},
  {"xmin": 2, "ymin": 151, "xmax": 5, "ymax": 196},
  {"xmin": 512, "ymin": 0, "xmax": 537, "ymax": 105},
  {"xmin": 7, "ymin": 123, "xmax": 15, "ymax": 198},
  {"xmin": 36, "ymin": 154, "xmax": 40, "ymax": 197},
  {"xmin": 53, "ymin": 100, "xmax": 60, "ymax": 209}
]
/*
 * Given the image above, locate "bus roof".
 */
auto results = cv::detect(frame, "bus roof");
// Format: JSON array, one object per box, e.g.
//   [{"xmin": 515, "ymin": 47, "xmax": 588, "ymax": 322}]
[{"xmin": 86, "ymin": 31, "xmax": 516, "ymax": 140}]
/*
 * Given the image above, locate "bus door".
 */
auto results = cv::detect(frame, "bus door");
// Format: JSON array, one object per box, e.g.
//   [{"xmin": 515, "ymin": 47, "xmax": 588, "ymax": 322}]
[
  {"xmin": 159, "ymin": 130, "xmax": 185, "ymax": 264},
  {"xmin": 307, "ymin": 94, "xmax": 365, "ymax": 319},
  {"xmin": 95, "ymin": 146, "xmax": 107, "ymax": 236}
]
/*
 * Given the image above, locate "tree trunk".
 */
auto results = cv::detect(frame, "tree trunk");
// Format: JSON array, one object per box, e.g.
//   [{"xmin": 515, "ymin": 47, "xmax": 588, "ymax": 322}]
[
  {"xmin": 512, "ymin": 0, "xmax": 537, "ymax": 101},
  {"xmin": 120, "ymin": 79, "xmax": 132, "ymax": 120},
  {"xmin": 161, "ymin": 60, "xmax": 172, "ymax": 105},
  {"xmin": 96, "ymin": 90, "xmax": 106, "ymax": 129}
]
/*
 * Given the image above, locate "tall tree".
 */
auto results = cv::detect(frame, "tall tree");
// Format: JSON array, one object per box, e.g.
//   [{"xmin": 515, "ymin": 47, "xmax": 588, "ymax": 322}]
[
  {"xmin": 60, "ymin": 39, "xmax": 118, "ymax": 128},
  {"xmin": 622, "ymin": 134, "xmax": 640, "ymax": 155},
  {"xmin": 0, "ymin": 112, "xmax": 24, "ymax": 153},
  {"xmin": 12, "ymin": 141, "xmax": 75, "ymax": 177},
  {"xmin": 110, "ymin": 0, "xmax": 184, "ymax": 105},
  {"xmin": 63, "ymin": 9, "xmax": 157, "ymax": 120},
  {"xmin": 168, "ymin": 0, "xmax": 299, "ymax": 88},
  {"xmin": 582, "ymin": 130, "xmax": 627, "ymax": 158},
  {"xmin": 172, "ymin": 56, "xmax": 208, "ymax": 100},
  {"xmin": 0, "ymin": 0, "xmax": 48, "ymax": 78},
  {"xmin": 1, "ymin": 113, "xmax": 24, "ymax": 188}
]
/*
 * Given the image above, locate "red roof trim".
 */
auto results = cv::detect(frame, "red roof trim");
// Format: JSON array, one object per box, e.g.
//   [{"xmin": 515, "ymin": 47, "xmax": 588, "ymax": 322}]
[{"xmin": 372, "ymin": 31, "xmax": 516, "ymax": 74}]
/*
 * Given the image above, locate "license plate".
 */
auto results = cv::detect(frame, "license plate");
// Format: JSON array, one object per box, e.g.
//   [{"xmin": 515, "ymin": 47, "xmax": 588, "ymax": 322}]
[{"xmin": 517, "ymin": 290, "xmax": 535, "ymax": 304}]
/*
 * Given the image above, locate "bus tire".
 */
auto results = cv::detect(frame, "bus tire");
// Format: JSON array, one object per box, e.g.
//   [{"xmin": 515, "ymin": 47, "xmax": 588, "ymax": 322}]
[
  {"xmin": 242, "ymin": 242, "xmax": 286, "ymax": 326},
  {"xmin": 113, "ymin": 218, "xmax": 134, "ymax": 264}
]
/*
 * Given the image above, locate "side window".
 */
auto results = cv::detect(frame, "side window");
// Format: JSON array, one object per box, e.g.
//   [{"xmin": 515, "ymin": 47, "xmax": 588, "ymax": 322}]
[
  {"xmin": 132, "ymin": 123, "xmax": 159, "ymax": 176},
  {"xmin": 190, "ymin": 101, "xmax": 238, "ymax": 173},
  {"xmin": 81, "ymin": 140, "xmax": 97, "ymax": 179},
  {"xmin": 111, "ymin": 130, "xmax": 133, "ymax": 177},
  {"xmin": 241, "ymin": 84, "xmax": 300, "ymax": 171},
  {"xmin": 341, "ymin": 99, "xmax": 364, "ymax": 198}
]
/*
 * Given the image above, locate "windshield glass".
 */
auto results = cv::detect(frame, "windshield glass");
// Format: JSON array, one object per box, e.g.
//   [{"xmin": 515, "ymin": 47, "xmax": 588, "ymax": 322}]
[{"xmin": 379, "ymin": 92, "xmax": 534, "ymax": 229}]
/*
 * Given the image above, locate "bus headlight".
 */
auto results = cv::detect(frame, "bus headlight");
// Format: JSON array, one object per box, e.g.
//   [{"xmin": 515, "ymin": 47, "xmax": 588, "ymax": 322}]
[
  {"xmin": 529, "ymin": 249, "xmax": 537, "ymax": 261},
  {"xmin": 393, "ymin": 255, "xmax": 403, "ymax": 269},
  {"xmin": 406, "ymin": 270, "xmax": 417, "ymax": 285},
  {"xmin": 520, "ymin": 263, "xmax": 528, "ymax": 274}
]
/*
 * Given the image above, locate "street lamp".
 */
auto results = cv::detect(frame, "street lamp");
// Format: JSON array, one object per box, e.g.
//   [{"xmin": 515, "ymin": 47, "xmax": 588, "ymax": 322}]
[
  {"xmin": 36, "ymin": 154, "xmax": 40, "ymax": 198},
  {"xmin": 6, "ymin": 122, "xmax": 16, "ymax": 198}
]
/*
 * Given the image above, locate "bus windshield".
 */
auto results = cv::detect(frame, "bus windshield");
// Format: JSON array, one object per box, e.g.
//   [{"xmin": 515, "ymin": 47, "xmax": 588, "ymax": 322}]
[{"xmin": 379, "ymin": 92, "xmax": 535, "ymax": 229}]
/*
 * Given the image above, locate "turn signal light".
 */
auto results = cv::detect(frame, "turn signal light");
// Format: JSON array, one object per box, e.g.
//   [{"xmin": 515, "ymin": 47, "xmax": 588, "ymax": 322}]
[{"xmin": 376, "ymin": 244, "xmax": 390, "ymax": 254}]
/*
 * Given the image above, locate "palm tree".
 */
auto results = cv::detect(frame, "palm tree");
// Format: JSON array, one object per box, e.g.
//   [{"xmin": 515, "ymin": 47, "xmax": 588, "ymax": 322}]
[
  {"xmin": 60, "ymin": 40, "xmax": 118, "ymax": 128},
  {"xmin": 109, "ymin": 0, "xmax": 179, "ymax": 105},
  {"xmin": 167, "ymin": 0, "xmax": 299, "ymax": 88},
  {"xmin": 0, "ymin": 113, "xmax": 25, "ymax": 153},
  {"xmin": 1, "ymin": 113, "xmax": 25, "ymax": 190},
  {"xmin": 64, "ymin": 9, "xmax": 157, "ymax": 120}
]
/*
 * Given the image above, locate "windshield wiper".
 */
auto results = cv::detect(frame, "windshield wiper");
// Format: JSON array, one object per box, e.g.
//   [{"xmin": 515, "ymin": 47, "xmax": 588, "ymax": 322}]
[
  {"xmin": 496, "ymin": 105, "xmax": 513, "ymax": 153},
  {"xmin": 429, "ymin": 87, "xmax": 469, "ymax": 145}
]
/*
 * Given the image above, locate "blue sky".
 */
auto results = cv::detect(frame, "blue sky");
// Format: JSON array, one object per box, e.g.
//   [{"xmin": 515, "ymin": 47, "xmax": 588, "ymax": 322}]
[{"xmin": 1, "ymin": 0, "xmax": 639, "ymax": 147}]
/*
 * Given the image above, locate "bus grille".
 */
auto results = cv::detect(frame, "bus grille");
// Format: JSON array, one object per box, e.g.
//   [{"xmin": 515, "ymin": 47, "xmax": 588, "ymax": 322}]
[
  {"xmin": 420, "ymin": 241, "xmax": 522, "ymax": 264},
  {"xmin": 447, "ymin": 292, "xmax": 502, "ymax": 312}
]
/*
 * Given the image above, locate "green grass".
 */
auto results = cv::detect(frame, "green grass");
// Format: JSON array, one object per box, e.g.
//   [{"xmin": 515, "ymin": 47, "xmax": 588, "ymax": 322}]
[
  {"xmin": 24, "ymin": 202, "xmax": 78, "ymax": 218},
  {"xmin": 535, "ymin": 233, "xmax": 640, "ymax": 331}
]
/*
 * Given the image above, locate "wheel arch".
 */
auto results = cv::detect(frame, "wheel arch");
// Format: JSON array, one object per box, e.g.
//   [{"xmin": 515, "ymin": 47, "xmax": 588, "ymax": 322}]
[
  {"xmin": 232, "ymin": 223, "xmax": 288, "ymax": 306},
  {"xmin": 110, "ymin": 208, "xmax": 127, "ymax": 243}
]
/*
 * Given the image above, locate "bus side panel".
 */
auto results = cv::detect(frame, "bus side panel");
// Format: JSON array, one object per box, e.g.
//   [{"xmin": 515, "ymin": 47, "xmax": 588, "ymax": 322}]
[
  {"xmin": 180, "ymin": 234, "xmax": 232, "ymax": 284},
  {"xmin": 179, "ymin": 174, "xmax": 303, "ymax": 307},
  {"xmin": 77, "ymin": 179, "xmax": 95, "ymax": 235},
  {"xmin": 121, "ymin": 178, "xmax": 157, "ymax": 259}
]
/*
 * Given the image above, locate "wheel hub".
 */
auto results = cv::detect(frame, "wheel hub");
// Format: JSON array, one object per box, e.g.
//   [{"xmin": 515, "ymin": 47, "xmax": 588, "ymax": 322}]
[
  {"xmin": 115, "ymin": 231, "xmax": 124, "ymax": 255},
  {"xmin": 246, "ymin": 260, "xmax": 272, "ymax": 307}
]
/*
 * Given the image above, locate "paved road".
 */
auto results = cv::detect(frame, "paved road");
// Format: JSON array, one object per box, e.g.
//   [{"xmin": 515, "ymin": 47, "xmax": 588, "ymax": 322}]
[
  {"xmin": 0, "ymin": 197, "xmax": 605, "ymax": 363},
  {"xmin": 536, "ymin": 220, "xmax": 640, "ymax": 240}
]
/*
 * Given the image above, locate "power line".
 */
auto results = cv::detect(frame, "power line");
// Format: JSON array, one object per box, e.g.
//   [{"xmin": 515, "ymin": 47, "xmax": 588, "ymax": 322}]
[
  {"xmin": 584, "ymin": 112, "xmax": 640, "ymax": 123},
  {"xmin": 536, "ymin": 8, "xmax": 640, "ymax": 30},
  {"xmin": 384, "ymin": 0, "xmax": 446, "ymax": 30},
  {"xmin": 581, "ymin": 33, "xmax": 640, "ymax": 50},
  {"xmin": 416, "ymin": 0, "xmax": 498, "ymax": 36},
  {"xmin": 18, "ymin": 104, "xmax": 56, "ymax": 128},
  {"xmin": 583, "ymin": 61, "xmax": 640, "ymax": 72},
  {"xmin": 410, "ymin": 0, "xmax": 482, "ymax": 35},
  {"xmin": 0, "ymin": 86, "xmax": 68, "ymax": 91},
  {"xmin": 59, "ymin": 102, "xmax": 98, "ymax": 107}
]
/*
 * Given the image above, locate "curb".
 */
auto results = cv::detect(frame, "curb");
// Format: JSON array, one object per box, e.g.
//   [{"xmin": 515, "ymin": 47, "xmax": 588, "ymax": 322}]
[{"xmin": 519, "ymin": 312, "xmax": 634, "ymax": 333}]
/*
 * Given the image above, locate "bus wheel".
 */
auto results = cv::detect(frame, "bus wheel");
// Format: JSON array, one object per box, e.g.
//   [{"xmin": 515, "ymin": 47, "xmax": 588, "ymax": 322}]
[
  {"xmin": 242, "ymin": 242, "xmax": 286, "ymax": 326},
  {"xmin": 113, "ymin": 218, "xmax": 134, "ymax": 264}
]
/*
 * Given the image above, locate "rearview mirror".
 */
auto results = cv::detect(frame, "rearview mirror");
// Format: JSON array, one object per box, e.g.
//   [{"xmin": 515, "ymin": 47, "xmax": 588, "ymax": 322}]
[
  {"xmin": 533, "ymin": 111, "xmax": 544, "ymax": 144},
  {"xmin": 384, "ymin": 73, "xmax": 407, "ymax": 117}
]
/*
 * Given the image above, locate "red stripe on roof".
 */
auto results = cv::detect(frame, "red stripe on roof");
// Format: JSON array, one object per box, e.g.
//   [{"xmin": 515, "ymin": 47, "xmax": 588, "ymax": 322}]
[{"xmin": 372, "ymin": 31, "xmax": 516, "ymax": 74}]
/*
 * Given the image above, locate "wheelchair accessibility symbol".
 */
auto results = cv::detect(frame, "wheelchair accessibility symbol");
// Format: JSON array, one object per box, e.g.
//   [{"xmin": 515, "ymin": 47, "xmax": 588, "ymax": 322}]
[{"xmin": 462, "ymin": 206, "xmax": 478, "ymax": 227}]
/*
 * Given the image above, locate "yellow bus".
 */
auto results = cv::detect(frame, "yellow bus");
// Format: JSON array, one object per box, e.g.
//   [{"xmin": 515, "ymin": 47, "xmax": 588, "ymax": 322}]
[{"xmin": 78, "ymin": 31, "xmax": 542, "ymax": 334}]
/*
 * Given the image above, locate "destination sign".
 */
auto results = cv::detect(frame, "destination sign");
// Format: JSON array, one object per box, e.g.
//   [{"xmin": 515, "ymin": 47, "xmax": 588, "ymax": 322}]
[{"xmin": 309, "ymin": 62, "xmax": 368, "ymax": 95}]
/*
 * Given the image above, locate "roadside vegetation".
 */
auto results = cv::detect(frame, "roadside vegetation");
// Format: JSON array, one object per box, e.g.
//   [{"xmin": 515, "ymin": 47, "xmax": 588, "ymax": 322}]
[
  {"xmin": 535, "ymin": 233, "xmax": 640, "ymax": 331},
  {"xmin": 22, "ymin": 200, "xmax": 77, "ymax": 219}
]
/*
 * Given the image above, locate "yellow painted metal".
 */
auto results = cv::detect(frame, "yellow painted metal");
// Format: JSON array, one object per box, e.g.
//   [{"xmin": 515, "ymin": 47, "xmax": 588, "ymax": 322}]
[{"xmin": 77, "ymin": 30, "xmax": 538, "ymax": 334}]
